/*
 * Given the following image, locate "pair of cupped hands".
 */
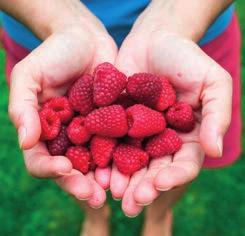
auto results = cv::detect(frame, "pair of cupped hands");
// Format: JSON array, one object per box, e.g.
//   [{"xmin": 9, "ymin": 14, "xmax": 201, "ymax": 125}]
[{"xmin": 8, "ymin": 5, "xmax": 232, "ymax": 217}]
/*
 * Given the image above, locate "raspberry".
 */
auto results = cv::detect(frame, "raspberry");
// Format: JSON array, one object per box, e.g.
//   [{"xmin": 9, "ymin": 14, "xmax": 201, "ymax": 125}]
[
  {"xmin": 155, "ymin": 77, "xmax": 176, "ymax": 111},
  {"xmin": 47, "ymin": 125, "xmax": 71, "ymax": 155},
  {"xmin": 165, "ymin": 102, "xmax": 195, "ymax": 132},
  {"xmin": 66, "ymin": 146, "xmax": 91, "ymax": 174},
  {"xmin": 113, "ymin": 144, "xmax": 149, "ymax": 175},
  {"xmin": 90, "ymin": 135, "xmax": 117, "ymax": 168},
  {"xmin": 124, "ymin": 137, "xmax": 143, "ymax": 148},
  {"xmin": 93, "ymin": 62, "xmax": 127, "ymax": 106},
  {"xmin": 85, "ymin": 105, "xmax": 128, "ymax": 137},
  {"xmin": 39, "ymin": 108, "xmax": 61, "ymax": 140},
  {"xmin": 126, "ymin": 73, "xmax": 162, "ymax": 106},
  {"xmin": 68, "ymin": 74, "xmax": 94, "ymax": 116},
  {"xmin": 126, "ymin": 104, "xmax": 166, "ymax": 138},
  {"xmin": 67, "ymin": 116, "xmax": 91, "ymax": 145},
  {"xmin": 115, "ymin": 93, "xmax": 135, "ymax": 109},
  {"xmin": 146, "ymin": 128, "xmax": 183, "ymax": 158},
  {"xmin": 43, "ymin": 96, "xmax": 73, "ymax": 123}
]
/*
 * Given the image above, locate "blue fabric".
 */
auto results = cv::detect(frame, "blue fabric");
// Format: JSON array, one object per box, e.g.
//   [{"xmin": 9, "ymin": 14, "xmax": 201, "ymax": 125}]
[{"xmin": 1, "ymin": 1, "xmax": 234, "ymax": 50}]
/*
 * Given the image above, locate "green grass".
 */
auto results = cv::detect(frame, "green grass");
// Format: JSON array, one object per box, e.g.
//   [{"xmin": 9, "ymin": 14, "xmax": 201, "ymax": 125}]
[{"xmin": 0, "ymin": 2, "xmax": 245, "ymax": 236}]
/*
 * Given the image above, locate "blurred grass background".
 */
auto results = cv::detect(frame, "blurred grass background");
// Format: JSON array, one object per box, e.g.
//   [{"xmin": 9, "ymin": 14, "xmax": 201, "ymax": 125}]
[{"xmin": 0, "ymin": 2, "xmax": 244, "ymax": 236}]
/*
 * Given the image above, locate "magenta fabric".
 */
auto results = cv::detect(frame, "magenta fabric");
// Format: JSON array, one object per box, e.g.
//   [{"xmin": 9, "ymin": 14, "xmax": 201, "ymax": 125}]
[
  {"xmin": 1, "ymin": 14, "xmax": 242, "ymax": 168},
  {"xmin": 201, "ymin": 14, "xmax": 242, "ymax": 168}
]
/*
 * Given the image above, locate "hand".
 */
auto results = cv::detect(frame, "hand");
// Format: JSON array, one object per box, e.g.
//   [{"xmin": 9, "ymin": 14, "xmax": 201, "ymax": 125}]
[
  {"xmin": 110, "ymin": 11, "xmax": 232, "ymax": 216},
  {"xmin": 8, "ymin": 13, "xmax": 117, "ymax": 208}
]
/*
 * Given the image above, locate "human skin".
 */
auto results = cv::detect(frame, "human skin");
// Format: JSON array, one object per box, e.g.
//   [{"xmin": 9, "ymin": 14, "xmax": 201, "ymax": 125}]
[
  {"xmin": 0, "ymin": 0, "xmax": 233, "ymax": 216},
  {"xmin": 0, "ymin": 0, "xmax": 117, "ymax": 208},
  {"xmin": 110, "ymin": 0, "xmax": 233, "ymax": 217}
]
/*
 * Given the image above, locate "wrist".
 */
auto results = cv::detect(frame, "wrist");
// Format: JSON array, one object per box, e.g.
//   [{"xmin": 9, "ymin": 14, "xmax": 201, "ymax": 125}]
[
  {"xmin": 0, "ymin": 0, "xmax": 105, "ymax": 40},
  {"xmin": 133, "ymin": 0, "xmax": 233, "ymax": 42}
]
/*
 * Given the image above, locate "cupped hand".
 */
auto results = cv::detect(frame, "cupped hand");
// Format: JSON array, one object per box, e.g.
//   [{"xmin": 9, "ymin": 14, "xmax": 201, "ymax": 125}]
[
  {"xmin": 8, "ymin": 18, "xmax": 117, "ymax": 208},
  {"xmin": 110, "ymin": 23, "xmax": 232, "ymax": 216}
]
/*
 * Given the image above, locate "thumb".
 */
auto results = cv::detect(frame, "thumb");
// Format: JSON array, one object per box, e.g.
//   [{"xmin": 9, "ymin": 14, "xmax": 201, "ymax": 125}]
[
  {"xmin": 9, "ymin": 62, "xmax": 41, "ymax": 150},
  {"xmin": 200, "ymin": 65, "xmax": 232, "ymax": 157},
  {"xmin": 115, "ymin": 37, "xmax": 144, "ymax": 76}
]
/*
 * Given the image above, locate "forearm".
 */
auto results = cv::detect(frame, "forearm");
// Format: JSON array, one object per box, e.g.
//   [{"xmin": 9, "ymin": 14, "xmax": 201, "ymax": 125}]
[
  {"xmin": 0, "ymin": 0, "xmax": 96, "ymax": 40},
  {"xmin": 133, "ymin": 0, "xmax": 234, "ymax": 42}
]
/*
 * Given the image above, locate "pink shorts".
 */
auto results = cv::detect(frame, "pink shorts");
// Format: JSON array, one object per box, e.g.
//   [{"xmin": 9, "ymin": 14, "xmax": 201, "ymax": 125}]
[{"xmin": 1, "ymin": 14, "xmax": 242, "ymax": 168}]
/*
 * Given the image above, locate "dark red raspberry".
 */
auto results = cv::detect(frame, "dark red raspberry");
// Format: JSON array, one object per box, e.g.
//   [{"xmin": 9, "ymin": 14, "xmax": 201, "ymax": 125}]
[
  {"xmin": 68, "ymin": 74, "xmax": 94, "ymax": 116},
  {"xmin": 90, "ymin": 135, "xmax": 117, "ymax": 168},
  {"xmin": 85, "ymin": 105, "xmax": 128, "ymax": 137},
  {"xmin": 126, "ymin": 104, "xmax": 166, "ymax": 138},
  {"xmin": 67, "ymin": 116, "xmax": 91, "ymax": 145},
  {"xmin": 39, "ymin": 108, "xmax": 61, "ymax": 140},
  {"xmin": 126, "ymin": 73, "xmax": 162, "ymax": 106},
  {"xmin": 66, "ymin": 146, "xmax": 91, "ymax": 174},
  {"xmin": 43, "ymin": 96, "xmax": 73, "ymax": 123},
  {"xmin": 113, "ymin": 144, "xmax": 149, "ymax": 175},
  {"xmin": 165, "ymin": 102, "xmax": 195, "ymax": 132},
  {"xmin": 93, "ymin": 62, "xmax": 127, "ymax": 106},
  {"xmin": 146, "ymin": 128, "xmax": 183, "ymax": 158},
  {"xmin": 47, "ymin": 125, "xmax": 71, "ymax": 155},
  {"xmin": 155, "ymin": 76, "xmax": 176, "ymax": 111}
]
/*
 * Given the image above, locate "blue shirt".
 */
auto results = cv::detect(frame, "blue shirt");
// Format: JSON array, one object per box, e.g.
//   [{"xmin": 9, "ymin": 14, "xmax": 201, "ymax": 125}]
[{"xmin": 1, "ymin": 1, "xmax": 234, "ymax": 50}]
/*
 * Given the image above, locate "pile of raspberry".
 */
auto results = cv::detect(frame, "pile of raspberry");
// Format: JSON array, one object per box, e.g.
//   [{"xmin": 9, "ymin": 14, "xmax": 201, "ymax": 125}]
[{"xmin": 39, "ymin": 62, "xmax": 195, "ymax": 175}]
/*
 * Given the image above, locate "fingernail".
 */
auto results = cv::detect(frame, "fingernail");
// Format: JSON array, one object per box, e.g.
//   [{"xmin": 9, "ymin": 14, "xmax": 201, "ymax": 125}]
[
  {"xmin": 90, "ymin": 204, "xmax": 104, "ymax": 209},
  {"xmin": 217, "ymin": 136, "xmax": 223, "ymax": 157},
  {"xmin": 156, "ymin": 187, "xmax": 172, "ymax": 191},
  {"xmin": 18, "ymin": 126, "xmax": 26, "ymax": 149},
  {"xmin": 136, "ymin": 201, "xmax": 153, "ymax": 206},
  {"xmin": 57, "ymin": 172, "xmax": 71, "ymax": 176},
  {"xmin": 125, "ymin": 213, "xmax": 138, "ymax": 218},
  {"xmin": 112, "ymin": 197, "xmax": 121, "ymax": 201},
  {"xmin": 77, "ymin": 197, "xmax": 90, "ymax": 201}
]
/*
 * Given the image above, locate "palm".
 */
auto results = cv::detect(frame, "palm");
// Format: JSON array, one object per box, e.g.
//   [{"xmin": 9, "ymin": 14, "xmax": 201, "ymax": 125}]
[
  {"xmin": 111, "ymin": 31, "xmax": 231, "ymax": 216},
  {"xmin": 9, "ymin": 27, "xmax": 117, "ymax": 208}
]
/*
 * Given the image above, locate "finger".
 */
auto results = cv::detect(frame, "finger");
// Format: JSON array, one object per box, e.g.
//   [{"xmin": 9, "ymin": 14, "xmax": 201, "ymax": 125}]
[
  {"xmin": 86, "ymin": 172, "xmax": 107, "ymax": 209},
  {"xmin": 110, "ymin": 164, "xmax": 130, "ymax": 200},
  {"xmin": 154, "ymin": 143, "xmax": 204, "ymax": 191},
  {"xmin": 9, "ymin": 62, "xmax": 41, "ymax": 150},
  {"xmin": 122, "ymin": 168, "xmax": 147, "ymax": 217},
  {"xmin": 55, "ymin": 169, "xmax": 93, "ymax": 200},
  {"xmin": 23, "ymin": 142, "xmax": 72, "ymax": 178},
  {"xmin": 89, "ymin": 35, "xmax": 118, "ymax": 72},
  {"xmin": 134, "ymin": 156, "xmax": 172, "ymax": 206},
  {"xmin": 115, "ymin": 35, "xmax": 146, "ymax": 76},
  {"xmin": 95, "ymin": 167, "xmax": 111, "ymax": 190},
  {"xmin": 200, "ymin": 65, "xmax": 232, "ymax": 157}
]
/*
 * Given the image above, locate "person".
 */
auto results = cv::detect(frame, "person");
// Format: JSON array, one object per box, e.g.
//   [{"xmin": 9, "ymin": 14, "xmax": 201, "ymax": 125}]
[{"xmin": 0, "ymin": 0, "xmax": 241, "ymax": 235}]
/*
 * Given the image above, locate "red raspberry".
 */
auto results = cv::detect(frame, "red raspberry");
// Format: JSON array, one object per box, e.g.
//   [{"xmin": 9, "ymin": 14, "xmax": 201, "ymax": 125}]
[
  {"xmin": 146, "ymin": 128, "xmax": 183, "ymax": 158},
  {"xmin": 90, "ymin": 135, "xmax": 117, "ymax": 168},
  {"xmin": 126, "ymin": 104, "xmax": 166, "ymax": 138},
  {"xmin": 166, "ymin": 102, "xmax": 195, "ymax": 132},
  {"xmin": 126, "ymin": 73, "xmax": 162, "ymax": 106},
  {"xmin": 124, "ymin": 137, "xmax": 143, "ymax": 148},
  {"xmin": 66, "ymin": 146, "xmax": 91, "ymax": 174},
  {"xmin": 93, "ymin": 62, "xmax": 127, "ymax": 106},
  {"xmin": 85, "ymin": 105, "xmax": 128, "ymax": 137},
  {"xmin": 39, "ymin": 108, "xmax": 61, "ymax": 140},
  {"xmin": 47, "ymin": 125, "xmax": 71, "ymax": 155},
  {"xmin": 43, "ymin": 96, "xmax": 73, "ymax": 123},
  {"xmin": 115, "ymin": 93, "xmax": 135, "ymax": 109},
  {"xmin": 68, "ymin": 74, "xmax": 94, "ymax": 116},
  {"xmin": 66, "ymin": 116, "xmax": 91, "ymax": 145},
  {"xmin": 113, "ymin": 144, "xmax": 149, "ymax": 175},
  {"xmin": 155, "ymin": 77, "xmax": 176, "ymax": 111}
]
